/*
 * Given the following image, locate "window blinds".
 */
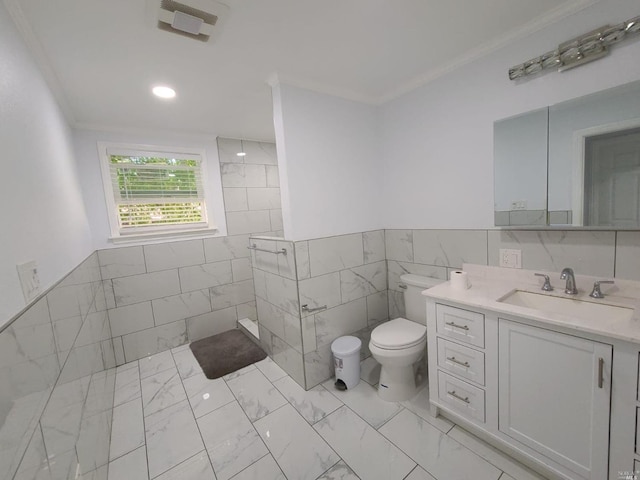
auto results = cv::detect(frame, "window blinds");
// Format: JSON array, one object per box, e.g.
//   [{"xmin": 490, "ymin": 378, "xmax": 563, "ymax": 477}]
[{"xmin": 107, "ymin": 151, "xmax": 207, "ymax": 231}]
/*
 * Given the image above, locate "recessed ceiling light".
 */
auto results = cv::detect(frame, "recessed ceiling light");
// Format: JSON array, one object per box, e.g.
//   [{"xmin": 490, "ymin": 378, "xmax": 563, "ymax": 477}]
[
  {"xmin": 152, "ymin": 85, "xmax": 176, "ymax": 99},
  {"xmin": 236, "ymin": 152, "xmax": 247, "ymax": 157}
]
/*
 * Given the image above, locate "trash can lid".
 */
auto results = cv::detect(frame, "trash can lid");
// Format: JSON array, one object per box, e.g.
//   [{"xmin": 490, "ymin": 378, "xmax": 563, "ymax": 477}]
[{"xmin": 331, "ymin": 336, "xmax": 362, "ymax": 355}]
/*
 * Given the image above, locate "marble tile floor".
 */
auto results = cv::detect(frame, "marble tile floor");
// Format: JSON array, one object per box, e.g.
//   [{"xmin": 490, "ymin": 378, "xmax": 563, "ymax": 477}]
[{"xmin": 105, "ymin": 346, "xmax": 547, "ymax": 480}]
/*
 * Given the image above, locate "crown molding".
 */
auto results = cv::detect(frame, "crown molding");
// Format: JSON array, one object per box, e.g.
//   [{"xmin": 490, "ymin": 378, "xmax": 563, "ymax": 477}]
[
  {"xmin": 378, "ymin": 0, "xmax": 600, "ymax": 103},
  {"xmin": 74, "ymin": 121, "xmax": 276, "ymax": 143},
  {"xmin": 267, "ymin": 73, "xmax": 380, "ymax": 105},
  {"xmin": 3, "ymin": 0, "xmax": 77, "ymax": 125},
  {"xmin": 268, "ymin": 0, "xmax": 600, "ymax": 106}
]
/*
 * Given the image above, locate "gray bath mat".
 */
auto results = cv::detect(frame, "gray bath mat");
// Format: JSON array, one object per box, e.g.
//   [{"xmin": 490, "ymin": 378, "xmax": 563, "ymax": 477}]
[{"xmin": 190, "ymin": 329, "xmax": 267, "ymax": 379}]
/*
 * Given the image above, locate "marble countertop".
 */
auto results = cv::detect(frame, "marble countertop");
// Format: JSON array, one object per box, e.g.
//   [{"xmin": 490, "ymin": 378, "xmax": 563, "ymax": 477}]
[{"xmin": 422, "ymin": 264, "xmax": 640, "ymax": 345}]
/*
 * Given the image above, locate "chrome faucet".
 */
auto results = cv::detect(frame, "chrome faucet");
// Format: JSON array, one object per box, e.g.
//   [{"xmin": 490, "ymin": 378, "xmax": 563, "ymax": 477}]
[{"xmin": 560, "ymin": 268, "xmax": 578, "ymax": 295}]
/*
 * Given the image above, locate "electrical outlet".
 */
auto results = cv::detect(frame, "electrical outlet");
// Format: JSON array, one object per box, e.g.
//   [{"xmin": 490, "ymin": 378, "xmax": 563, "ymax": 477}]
[
  {"xmin": 499, "ymin": 249, "xmax": 522, "ymax": 269},
  {"xmin": 17, "ymin": 261, "xmax": 40, "ymax": 303},
  {"xmin": 510, "ymin": 200, "xmax": 527, "ymax": 210}
]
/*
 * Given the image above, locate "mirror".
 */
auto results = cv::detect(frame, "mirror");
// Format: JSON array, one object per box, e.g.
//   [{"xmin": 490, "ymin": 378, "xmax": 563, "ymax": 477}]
[
  {"xmin": 494, "ymin": 80, "xmax": 640, "ymax": 227},
  {"xmin": 494, "ymin": 108, "xmax": 548, "ymax": 226}
]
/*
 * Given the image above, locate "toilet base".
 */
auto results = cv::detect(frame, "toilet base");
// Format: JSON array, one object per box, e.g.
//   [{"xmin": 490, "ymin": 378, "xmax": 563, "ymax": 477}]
[{"xmin": 377, "ymin": 365, "xmax": 417, "ymax": 402}]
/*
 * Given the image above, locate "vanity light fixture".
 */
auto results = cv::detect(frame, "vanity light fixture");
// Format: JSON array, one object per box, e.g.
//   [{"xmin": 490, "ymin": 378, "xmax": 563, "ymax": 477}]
[
  {"xmin": 152, "ymin": 85, "xmax": 176, "ymax": 99},
  {"xmin": 509, "ymin": 14, "xmax": 640, "ymax": 81}
]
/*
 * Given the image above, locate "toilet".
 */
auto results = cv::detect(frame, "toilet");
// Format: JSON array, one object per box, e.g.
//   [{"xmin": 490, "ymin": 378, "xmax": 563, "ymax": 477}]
[{"xmin": 369, "ymin": 274, "xmax": 443, "ymax": 401}]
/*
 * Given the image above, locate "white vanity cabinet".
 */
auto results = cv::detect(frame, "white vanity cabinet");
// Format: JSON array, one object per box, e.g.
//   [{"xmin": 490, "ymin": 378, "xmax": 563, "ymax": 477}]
[
  {"xmin": 498, "ymin": 319, "xmax": 612, "ymax": 480},
  {"xmin": 426, "ymin": 297, "xmax": 639, "ymax": 480}
]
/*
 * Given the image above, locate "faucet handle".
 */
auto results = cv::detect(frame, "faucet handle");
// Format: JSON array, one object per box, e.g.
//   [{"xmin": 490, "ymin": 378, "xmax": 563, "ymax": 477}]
[
  {"xmin": 589, "ymin": 280, "xmax": 614, "ymax": 299},
  {"xmin": 534, "ymin": 273, "xmax": 553, "ymax": 291}
]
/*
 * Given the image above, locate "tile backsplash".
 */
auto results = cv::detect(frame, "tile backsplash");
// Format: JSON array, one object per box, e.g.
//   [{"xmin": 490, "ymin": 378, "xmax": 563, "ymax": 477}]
[{"xmin": 385, "ymin": 229, "xmax": 640, "ymax": 321}]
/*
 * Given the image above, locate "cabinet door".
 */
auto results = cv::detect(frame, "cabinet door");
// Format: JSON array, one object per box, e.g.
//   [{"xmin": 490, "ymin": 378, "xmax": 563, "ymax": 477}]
[{"xmin": 498, "ymin": 319, "xmax": 611, "ymax": 479}]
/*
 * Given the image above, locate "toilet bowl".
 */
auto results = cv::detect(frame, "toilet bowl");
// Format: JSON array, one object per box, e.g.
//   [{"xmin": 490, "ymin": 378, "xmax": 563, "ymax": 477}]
[
  {"xmin": 370, "ymin": 318, "xmax": 426, "ymax": 401},
  {"xmin": 369, "ymin": 274, "xmax": 443, "ymax": 402}
]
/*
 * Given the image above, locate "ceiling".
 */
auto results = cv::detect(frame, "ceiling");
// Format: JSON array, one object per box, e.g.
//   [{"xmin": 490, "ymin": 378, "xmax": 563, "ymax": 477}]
[{"xmin": 7, "ymin": 0, "xmax": 592, "ymax": 141}]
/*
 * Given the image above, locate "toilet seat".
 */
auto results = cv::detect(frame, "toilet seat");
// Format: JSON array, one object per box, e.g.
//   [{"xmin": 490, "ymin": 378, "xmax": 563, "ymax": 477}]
[{"xmin": 370, "ymin": 318, "xmax": 426, "ymax": 350}]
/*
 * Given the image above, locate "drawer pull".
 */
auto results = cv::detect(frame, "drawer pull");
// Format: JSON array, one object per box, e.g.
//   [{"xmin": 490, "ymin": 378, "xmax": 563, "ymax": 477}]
[
  {"xmin": 447, "ymin": 356, "xmax": 470, "ymax": 368},
  {"xmin": 445, "ymin": 321, "xmax": 470, "ymax": 331},
  {"xmin": 447, "ymin": 390, "xmax": 470, "ymax": 404},
  {"xmin": 598, "ymin": 357, "xmax": 604, "ymax": 389}
]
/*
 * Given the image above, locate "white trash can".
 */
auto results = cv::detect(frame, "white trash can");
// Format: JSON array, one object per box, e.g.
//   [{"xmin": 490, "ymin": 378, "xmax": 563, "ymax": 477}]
[{"xmin": 331, "ymin": 336, "xmax": 362, "ymax": 390}]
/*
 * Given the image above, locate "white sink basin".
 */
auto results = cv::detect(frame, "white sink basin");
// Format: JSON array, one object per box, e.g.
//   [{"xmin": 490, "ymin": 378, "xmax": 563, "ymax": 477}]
[{"xmin": 498, "ymin": 290, "xmax": 634, "ymax": 322}]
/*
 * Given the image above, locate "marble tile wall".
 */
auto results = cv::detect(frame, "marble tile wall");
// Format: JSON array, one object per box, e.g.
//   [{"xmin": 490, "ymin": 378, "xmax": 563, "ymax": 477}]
[
  {"xmin": 0, "ymin": 253, "xmax": 116, "ymax": 480},
  {"xmin": 3, "ymin": 227, "xmax": 639, "ymax": 479},
  {"xmin": 217, "ymin": 138, "xmax": 284, "ymax": 237},
  {"xmin": 385, "ymin": 229, "xmax": 640, "ymax": 316},
  {"xmin": 99, "ymin": 236, "xmax": 258, "ymax": 363},
  {"xmin": 250, "ymin": 237, "xmax": 306, "ymax": 386},
  {"xmin": 296, "ymin": 230, "xmax": 389, "ymax": 389},
  {"xmin": 88, "ymin": 138, "xmax": 284, "ymax": 366}
]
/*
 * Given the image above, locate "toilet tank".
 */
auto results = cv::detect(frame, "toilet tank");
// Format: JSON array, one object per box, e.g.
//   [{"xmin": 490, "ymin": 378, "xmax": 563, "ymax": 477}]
[{"xmin": 400, "ymin": 274, "xmax": 444, "ymax": 325}]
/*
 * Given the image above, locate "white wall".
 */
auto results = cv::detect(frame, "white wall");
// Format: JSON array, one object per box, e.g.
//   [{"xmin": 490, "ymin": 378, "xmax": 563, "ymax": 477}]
[
  {"xmin": 272, "ymin": 83, "xmax": 383, "ymax": 240},
  {"xmin": 0, "ymin": 3, "xmax": 93, "ymax": 325},
  {"xmin": 381, "ymin": 0, "xmax": 640, "ymax": 229},
  {"xmin": 73, "ymin": 128, "xmax": 227, "ymax": 250}
]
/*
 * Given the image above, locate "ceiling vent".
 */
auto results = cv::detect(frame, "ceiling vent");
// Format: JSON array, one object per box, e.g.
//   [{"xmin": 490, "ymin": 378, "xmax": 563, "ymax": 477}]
[{"xmin": 156, "ymin": 0, "xmax": 229, "ymax": 42}]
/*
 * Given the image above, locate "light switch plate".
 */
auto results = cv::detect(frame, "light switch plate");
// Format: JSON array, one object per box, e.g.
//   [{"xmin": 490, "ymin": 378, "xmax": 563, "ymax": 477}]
[
  {"xmin": 17, "ymin": 261, "xmax": 40, "ymax": 303},
  {"xmin": 499, "ymin": 249, "xmax": 522, "ymax": 269}
]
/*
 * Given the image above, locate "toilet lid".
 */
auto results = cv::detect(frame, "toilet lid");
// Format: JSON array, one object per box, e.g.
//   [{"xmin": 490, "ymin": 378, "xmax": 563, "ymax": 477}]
[{"xmin": 370, "ymin": 318, "xmax": 426, "ymax": 350}]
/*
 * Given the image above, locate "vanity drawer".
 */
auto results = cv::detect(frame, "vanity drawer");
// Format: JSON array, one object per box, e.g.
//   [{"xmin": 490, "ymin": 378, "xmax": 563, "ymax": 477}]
[
  {"xmin": 437, "ymin": 338, "xmax": 485, "ymax": 386},
  {"xmin": 436, "ymin": 304, "xmax": 485, "ymax": 348},
  {"xmin": 437, "ymin": 371, "xmax": 485, "ymax": 423}
]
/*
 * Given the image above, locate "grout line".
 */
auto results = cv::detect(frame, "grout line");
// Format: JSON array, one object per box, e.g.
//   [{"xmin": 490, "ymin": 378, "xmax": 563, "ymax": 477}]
[
  {"xmin": 314, "ymin": 459, "xmax": 342, "ymax": 479},
  {"xmin": 613, "ymin": 230, "xmax": 618, "ymax": 278},
  {"xmin": 375, "ymin": 404, "xmax": 406, "ymax": 431},
  {"xmin": 402, "ymin": 464, "xmax": 422, "ymax": 479},
  {"xmin": 108, "ymin": 398, "xmax": 144, "ymax": 464},
  {"xmin": 130, "ymin": 360, "xmax": 150, "ymax": 480},
  {"xmin": 486, "ymin": 229, "xmax": 490, "ymax": 268},
  {"xmin": 229, "ymin": 452, "xmax": 273, "ymax": 478}
]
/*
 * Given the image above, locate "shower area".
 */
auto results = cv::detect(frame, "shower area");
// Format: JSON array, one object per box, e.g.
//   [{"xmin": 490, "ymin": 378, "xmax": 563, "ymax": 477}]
[
  {"xmin": 0, "ymin": 133, "xmax": 390, "ymax": 478},
  {"xmin": 249, "ymin": 232, "xmax": 389, "ymax": 390}
]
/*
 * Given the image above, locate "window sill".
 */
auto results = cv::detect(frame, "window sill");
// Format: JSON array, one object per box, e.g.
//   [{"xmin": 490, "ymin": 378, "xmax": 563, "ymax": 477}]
[{"xmin": 109, "ymin": 227, "xmax": 219, "ymax": 245}]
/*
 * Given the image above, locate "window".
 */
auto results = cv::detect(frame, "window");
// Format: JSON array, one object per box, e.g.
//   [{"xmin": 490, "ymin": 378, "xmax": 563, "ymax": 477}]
[{"xmin": 99, "ymin": 143, "xmax": 215, "ymax": 239}]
